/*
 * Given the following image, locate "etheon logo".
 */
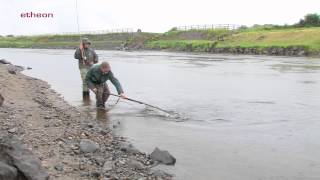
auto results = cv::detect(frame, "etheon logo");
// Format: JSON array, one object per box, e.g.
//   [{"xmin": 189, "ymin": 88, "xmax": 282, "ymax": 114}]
[{"xmin": 21, "ymin": 12, "xmax": 54, "ymax": 18}]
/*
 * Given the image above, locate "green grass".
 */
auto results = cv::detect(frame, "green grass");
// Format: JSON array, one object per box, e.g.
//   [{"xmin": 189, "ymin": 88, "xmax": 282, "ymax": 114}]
[
  {"xmin": 217, "ymin": 27, "xmax": 320, "ymax": 50},
  {"xmin": 1, "ymin": 27, "xmax": 320, "ymax": 54},
  {"xmin": 162, "ymin": 28, "xmax": 231, "ymax": 40},
  {"xmin": 0, "ymin": 33, "xmax": 133, "ymax": 49},
  {"xmin": 146, "ymin": 40, "xmax": 217, "ymax": 52},
  {"xmin": 142, "ymin": 27, "xmax": 320, "ymax": 54}
]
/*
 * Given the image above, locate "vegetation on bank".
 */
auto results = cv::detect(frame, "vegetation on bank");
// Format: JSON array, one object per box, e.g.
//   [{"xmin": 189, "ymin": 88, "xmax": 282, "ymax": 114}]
[
  {"xmin": 0, "ymin": 33, "xmax": 132, "ymax": 49},
  {"xmin": 140, "ymin": 27, "xmax": 320, "ymax": 54},
  {"xmin": 134, "ymin": 14, "xmax": 320, "ymax": 55},
  {"xmin": 1, "ymin": 13, "xmax": 319, "ymax": 56},
  {"xmin": 216, "ymin": 27, "xmax": 320, "ymax": 49}
]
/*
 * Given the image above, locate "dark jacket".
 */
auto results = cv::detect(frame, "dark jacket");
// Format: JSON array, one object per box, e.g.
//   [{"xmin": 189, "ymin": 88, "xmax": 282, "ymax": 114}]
[
  {"xmin": 74, "ymin": 48, "xmax": 98, "ymax": 68},
  {"xmin": 85, "ymin": 64, "xmax": 124, "ymax": 94}
]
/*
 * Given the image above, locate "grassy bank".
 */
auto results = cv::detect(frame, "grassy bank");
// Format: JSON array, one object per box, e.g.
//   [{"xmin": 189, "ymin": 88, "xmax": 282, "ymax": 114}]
[
  {"xmin": 0, "ymin": 33, "xmax": 133, "ymax": 49},
  {"xmin": 1, "ymin": 27, "xmax": 320, "ymax": 56},
  {"xmin": 134, "ymin": 27, "xmax": 320, "ymax": 55},
  {"xmin": 216, "ymin": 27, "xmax": 320, "ymax": 50}
]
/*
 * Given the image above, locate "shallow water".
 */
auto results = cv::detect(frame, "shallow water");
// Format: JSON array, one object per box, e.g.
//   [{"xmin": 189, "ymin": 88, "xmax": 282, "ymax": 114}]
[{"xmin": 2, "ymin": 48, "xmax": 320, "ymax": 180}]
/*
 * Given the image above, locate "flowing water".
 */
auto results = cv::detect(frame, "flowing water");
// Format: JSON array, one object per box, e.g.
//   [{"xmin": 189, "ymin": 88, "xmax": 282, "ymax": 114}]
[{"xmin": 2, "ymin": 48, "xmax": 320, "ymax": 180}]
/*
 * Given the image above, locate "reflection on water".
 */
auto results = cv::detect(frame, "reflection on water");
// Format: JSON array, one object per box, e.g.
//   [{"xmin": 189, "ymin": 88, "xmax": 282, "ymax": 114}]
[
  {"xmin": 1, "ymin": 48, "xmax": 320, "ymax": 180},
  {"xmin": 96, "ymin": 109, "xmax": 110, "ymax": 122}
]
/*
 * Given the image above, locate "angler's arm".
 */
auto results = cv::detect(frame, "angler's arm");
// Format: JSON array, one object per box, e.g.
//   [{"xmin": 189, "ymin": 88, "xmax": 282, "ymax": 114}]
[
  {"xmin": 109, "ymin": 72, "xmax": 124, "ymax": 95},
  {"xmin": 74, "ymin": 48, "xmax": 82, "ymax": 60},
  {"xmin": 85, "ymin": 69, "xmax": 95, "ymax": 89},
  {"xmin": 93, "ymin": 50, "xmax": 98, "ymax": 64}
]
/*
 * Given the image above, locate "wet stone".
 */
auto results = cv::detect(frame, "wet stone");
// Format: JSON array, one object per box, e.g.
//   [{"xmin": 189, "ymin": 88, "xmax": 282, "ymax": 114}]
[
  {"xmin": 0, "ymin": 59, "xmax": 11, "ymax": 64},
  {"xmin": 127, "ymin": 159, "xmax": 144, "ymax": 170},
  {"xmin": 54, "ymin": 164, "xmax": 64, "ymax": 172},
  {"xmin": 120, "ymin": 143, "xmax": 140, "ymax": 155},
  {"xmin": 0, "ymin": 162, "xmax": 18, "ymax": 180},
  {"xmin": 0, "ymin": 93, "xmax": 4, "ymax": 107},
  {"xmin": 0, "ymin": 135, "xmax": 49, "ymax": 179},
  {"xmin": 150, "ymin": 147, "xmax": 176, "ymax": 165},
  {"xmin": 151, "ymin": 169, "xmax": 172, "ymax": 178}
]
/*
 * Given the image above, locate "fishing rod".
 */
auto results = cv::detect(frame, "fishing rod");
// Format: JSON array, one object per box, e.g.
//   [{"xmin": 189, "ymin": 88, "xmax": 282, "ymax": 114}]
[
  {"xmin": 108, "ymin": 93, "xmax": 172, "ymax": 114},
  {"xmin": 75, "ymin": 0, "xmax": 86, "ymax": 64}
]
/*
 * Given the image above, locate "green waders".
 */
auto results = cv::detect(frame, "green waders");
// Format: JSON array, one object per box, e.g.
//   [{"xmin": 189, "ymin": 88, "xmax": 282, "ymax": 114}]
[{"xmin": 80, "ymin": 67, "xmax": 89, "ymax": 94}]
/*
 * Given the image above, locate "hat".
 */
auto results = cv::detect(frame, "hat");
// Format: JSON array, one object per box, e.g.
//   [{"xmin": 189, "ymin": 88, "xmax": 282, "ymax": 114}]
[{"xmin": 81, "ymin": 38, "xmax": 91, "ymax": 45}]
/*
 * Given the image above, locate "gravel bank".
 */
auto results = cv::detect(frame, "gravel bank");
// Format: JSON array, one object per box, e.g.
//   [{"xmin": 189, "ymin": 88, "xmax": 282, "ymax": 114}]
[{"xmin": 0, "ymin": 63, "xmax": 172, "ymax": 180}]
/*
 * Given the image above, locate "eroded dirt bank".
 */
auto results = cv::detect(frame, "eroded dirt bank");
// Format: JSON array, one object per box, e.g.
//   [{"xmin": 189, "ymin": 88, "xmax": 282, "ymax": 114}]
[{"xmin": 0, "ymin": 64, "xmax": 172, "ymax": 180}]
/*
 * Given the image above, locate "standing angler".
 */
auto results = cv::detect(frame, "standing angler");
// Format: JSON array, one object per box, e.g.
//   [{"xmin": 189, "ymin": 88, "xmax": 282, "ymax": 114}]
[
  {"xmin": 85, "ymin": 62, "xmax": 127, "ymax": 108},
  {"xmin": 74, "ymin": 38, "xmax": 98, "ymax": 99}
]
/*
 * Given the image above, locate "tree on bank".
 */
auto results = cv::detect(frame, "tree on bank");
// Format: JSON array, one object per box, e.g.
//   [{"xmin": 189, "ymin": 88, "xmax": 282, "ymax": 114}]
[{"xmin": 296, "ymin": 13, "xmax": 320, "ymax": 27}]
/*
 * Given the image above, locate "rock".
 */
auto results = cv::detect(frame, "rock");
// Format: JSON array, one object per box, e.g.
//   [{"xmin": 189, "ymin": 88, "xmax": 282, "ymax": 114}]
[
  {"xmin": 92, "ymin": 157, "xmax": 104, "ymax": 166},
  {"xmin": 54, "ymin": 164, "xmax": 64, "ymax": 171},
  {"xmin": 151, "ymin": 169, "xmax": 172, "ymax": 178},
  {"xmin": 0, "ymin": 59, "xmax": 11, "ymax": 64},
  {"xmin": 0, "ymin": 93, "xmax": 3, "ymax": 106},
  {"xmin": 298, "ymin": 50, "xmax": 306, "ymax": 56},
  {"xmin": 0, "ymin": 162, "xmax": 18, "ymax": 180},
  {"xmin": 100, "ymin": 129, "xmax": 109, "ymax": 135},
  {"xmin": 137, "ymin": 178, "xmax": 146, "ymax": 180},
  {"xmin": 102, "ymin": 161, "xmax": 114, "ymax": 172},
  {"xmin": 127, "ymin": 159, "xmax": 144, "ymax": 170},
  {"xmin": 90, "ymin": 170, "xmax": 100, "ymax": 177},
  {"xmin": 0, "ymin": 135, "xmax": 49, "ymax": 180},
  {"xmin": 79, "ymin": 139, "xmax": 99, "ymax": 153},
  {"xmin": 150, "ymin": 147, "xmax": 176, "ymax": 165},
  {"xmin": 7, "ymin": 65, "xmax": 24, "ymax": 74},
  {"xmin": 8, "ymin": 128, "xmax": 17, "ymax": 133},
  {"xmin": 87, "ymin": 123, "xmax": 94, "ymax": 128},
  {"xmin": 120, "ymin": 143, "xmax": 140, "ymax": 155},
  {"xmin": 8, "ymin": 69, "xmax": 16, "ymax": 74}
]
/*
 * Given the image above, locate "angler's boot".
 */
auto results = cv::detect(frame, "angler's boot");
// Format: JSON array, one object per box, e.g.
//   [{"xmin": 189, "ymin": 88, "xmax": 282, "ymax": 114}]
[{"xmin": 82, "ymin": 91, "xmax": 90, "ymax": 99}]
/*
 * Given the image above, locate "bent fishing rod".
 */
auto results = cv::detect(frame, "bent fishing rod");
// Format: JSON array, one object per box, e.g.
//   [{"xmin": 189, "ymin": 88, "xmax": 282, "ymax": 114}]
[{"xmin": 108, "ymin": 93, "xmax": 171, "ymax": 114}]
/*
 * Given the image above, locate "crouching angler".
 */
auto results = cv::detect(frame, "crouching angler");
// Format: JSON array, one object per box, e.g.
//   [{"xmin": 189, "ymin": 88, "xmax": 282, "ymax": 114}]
[{"xmin": 85, "ymin": 62, "xmax": 127, "ymax": 108}]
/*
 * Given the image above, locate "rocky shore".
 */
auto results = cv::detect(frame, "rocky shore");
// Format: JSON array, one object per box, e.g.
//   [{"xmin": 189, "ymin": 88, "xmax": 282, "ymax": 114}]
[
  {"xmin": 0, "ymin": 62, "xmax": 173, "ymax": 180},
  {"xmin": 207, "ymin": 46, "xmax": 309, "ymax": 56},
  {"xmin": 131, "ymin": 45, "xmax": 311, "ymax": 57}
]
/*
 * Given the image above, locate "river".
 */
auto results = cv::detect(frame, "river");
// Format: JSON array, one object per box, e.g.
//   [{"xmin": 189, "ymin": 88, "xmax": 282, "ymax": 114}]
[{"xmin": 1, "ymin": 48, "xmax": 320, "ymax": 180}]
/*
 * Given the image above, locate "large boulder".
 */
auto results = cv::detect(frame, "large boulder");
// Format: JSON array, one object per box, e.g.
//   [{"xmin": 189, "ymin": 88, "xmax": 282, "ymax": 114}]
[
  {"xmin": 0, "ymin": 135, "xmax": 49, "ymax": 180},
  {"xmin": 0, "ymin": 59, "xmax": 11, "ymax": 64},
  {"xmin": 0, "ymin": 162, "xmax": 18, "ymax": 180},
  {"xmin": 0, "ymin": 93, "xmax": 3, "ymax": 106},
  {"xmin": 7, "ymin": 65, "xmax": 24, "ymax": 75},
  {"xmin": 150, "ymin": 147, "xmax": 176, "ymax": 165}
]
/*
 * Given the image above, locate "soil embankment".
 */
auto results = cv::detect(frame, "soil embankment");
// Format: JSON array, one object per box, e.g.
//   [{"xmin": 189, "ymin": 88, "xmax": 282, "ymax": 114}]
[{"xmin": 0, "ymin": 63, "xmax": 172, "ymax": 180}]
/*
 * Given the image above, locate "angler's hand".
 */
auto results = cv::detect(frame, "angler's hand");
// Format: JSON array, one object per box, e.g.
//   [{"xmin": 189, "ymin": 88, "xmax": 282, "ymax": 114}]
[
  {"xmin": 120, "ymin": 93, "xmax": 127, "ymax": 99},
  {"xmin": 79, "ymin": 43, "xmax": 84, "ymax": 50},
  {"xmin": 91, "ymin": 88, "xmax": 97, "ymax": 94}
]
